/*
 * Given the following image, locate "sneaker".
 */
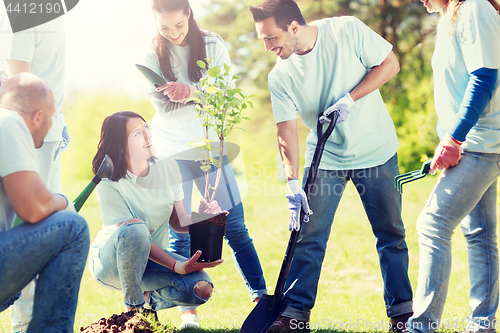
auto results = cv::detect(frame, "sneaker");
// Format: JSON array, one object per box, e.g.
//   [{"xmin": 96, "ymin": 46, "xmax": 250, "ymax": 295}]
[
  {"xmin": 269, "ymin": 316, "xmax": 310, "ymax": 332},
  {"xmin": 178, "ymin": 313, "xmax": 201, "ymax": 330}
]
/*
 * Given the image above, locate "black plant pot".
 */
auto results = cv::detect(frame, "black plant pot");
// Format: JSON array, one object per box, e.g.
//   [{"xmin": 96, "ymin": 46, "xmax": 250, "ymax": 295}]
[{"xmin": 189, "ymin": 212, "xmax": 227, "ymax": 262}]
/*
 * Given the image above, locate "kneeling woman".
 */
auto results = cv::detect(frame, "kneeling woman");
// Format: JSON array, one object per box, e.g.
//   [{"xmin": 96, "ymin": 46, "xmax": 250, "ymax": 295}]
[{"xmin": 89, "ymin": 111, "xmax": 222, "ymax": 318}]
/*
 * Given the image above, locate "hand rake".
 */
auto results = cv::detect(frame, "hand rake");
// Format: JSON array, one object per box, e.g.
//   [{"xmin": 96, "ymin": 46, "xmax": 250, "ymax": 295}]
[{"xmin": 394, "ymin": 159, "xmax": 432, "ymax": 193}]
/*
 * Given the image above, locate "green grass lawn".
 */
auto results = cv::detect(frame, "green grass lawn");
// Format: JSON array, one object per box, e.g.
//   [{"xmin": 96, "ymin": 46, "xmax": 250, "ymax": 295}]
[{"xmin": 0, "ymin": 173, "xmax": 491, "ymax": 332}]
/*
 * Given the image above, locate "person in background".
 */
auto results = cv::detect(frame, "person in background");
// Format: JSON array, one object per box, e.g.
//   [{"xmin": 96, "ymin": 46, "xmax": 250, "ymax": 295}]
[
  {"xmin": 405, "ymin": 0, "xmax": 500, "ymax": 332},
  {"xmin": 139, "ymin": 0, "xmax": 267, "ymax": 329},
  {"xmin": 0, "ymin": 16, "xmax": 69, "ymax": 333},
  {"xmin": 0, "ymin": 73, "xmax": 89, "ymax": 332},
  {"xmin": 250, "ymin": 0, "xmax": 413, "ymax": 331}
]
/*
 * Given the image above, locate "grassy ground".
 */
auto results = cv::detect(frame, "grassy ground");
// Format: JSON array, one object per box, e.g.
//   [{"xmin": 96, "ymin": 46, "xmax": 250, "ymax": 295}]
[{"xmin": 0, "ymin": 173, "xmax": 489, "ymax": 332}]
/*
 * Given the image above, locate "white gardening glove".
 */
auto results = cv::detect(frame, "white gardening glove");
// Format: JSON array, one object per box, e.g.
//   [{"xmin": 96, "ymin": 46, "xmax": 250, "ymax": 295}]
[
  {"xmin": 57, "ymin": 193, "xmax": 76, "ymax": 212},
  {"xmin": 173, "ymin": 250, "xmax": 224, "ymax": 275},
  {"xmin": 319, "ymin": 93, "xmax": 355, "ymax": 124},
  {"xmin": 285, "ymin": 179, "xmax": 313, "ymax": 231}
]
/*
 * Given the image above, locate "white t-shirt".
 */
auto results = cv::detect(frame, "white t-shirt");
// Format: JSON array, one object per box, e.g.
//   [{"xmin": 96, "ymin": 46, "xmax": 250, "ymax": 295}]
[
  {"xmin": 0, "ymin": 109, "xmax": 38, "ymax": 232},
  {"xmin": 90, "ymin": 157, "xmax": 184, "ymax": 256},
  {"xmin": 140, "ymin": 33, "xmax": 231, "ymax": 160},
  {"xmin": 0, "ymin": 17, "xmax": 66, "ymax": 143},
  {"xmin": 269, "ymin": 16, "xmax": 399, "ymax": 170},
  {"xmin": 432, "ymin": 0, "xmax": 500, "ymax": 153}
]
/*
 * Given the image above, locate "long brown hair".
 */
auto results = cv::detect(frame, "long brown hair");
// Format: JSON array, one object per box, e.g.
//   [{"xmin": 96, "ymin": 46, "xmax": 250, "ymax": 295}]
[
  {"xmin": 151, "ymin": 0, "xmax": 208, "ymax": 83},
  {"xmin": 92, "ymin": 111, "xmax": 147, "ymax": 181}
]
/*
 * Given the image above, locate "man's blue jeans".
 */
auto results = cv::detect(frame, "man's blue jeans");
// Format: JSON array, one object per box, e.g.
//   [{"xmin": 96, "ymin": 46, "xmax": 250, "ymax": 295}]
[
  {"xmin": 282, "ymin": 154, "xmax": 413, "ymax": 321},
  {"xmin": 0, "ymin": 211, "xmax": 89, "ymax": 332},
  {"xmin": 89, "ymin": 222, "xmax": 214, "ymax": 311},
  {"xmin": 407, "ymin": 151, "xmax": 500, "ymax": 333},
  {"xmin": 169, "ymin": 156, "xmax": 267, "ymax": 301}
]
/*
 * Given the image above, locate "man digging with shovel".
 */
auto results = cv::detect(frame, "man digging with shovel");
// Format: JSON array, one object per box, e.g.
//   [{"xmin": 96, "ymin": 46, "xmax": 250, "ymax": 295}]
[{"xmin": 249, "ymin": 0, "xmax": 413, "ymax": 331}]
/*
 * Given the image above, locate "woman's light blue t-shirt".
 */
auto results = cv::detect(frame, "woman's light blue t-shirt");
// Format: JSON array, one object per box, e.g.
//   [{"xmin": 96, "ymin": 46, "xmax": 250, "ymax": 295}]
[
  {"xmin": 432, "ymin": 0, "xmax": 500, "ymax": 153},
  {"xmin": 269, "ymin": 16, "xmax": 399, "ymax": 170},
  {"xmin": 141, "ymin": 33, "xmax": 231, "ymax": 160},
  {"xmin": 90, "ymin": 157, "xmax": 184, "ymax": 255}
]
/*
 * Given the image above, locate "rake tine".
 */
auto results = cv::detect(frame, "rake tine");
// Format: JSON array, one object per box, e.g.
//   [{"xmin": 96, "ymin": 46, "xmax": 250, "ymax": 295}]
[
  {"xmin": 400, "ymin": 173, "xmax": 427, "ymax": 186},
  {"xmin": 395, "ymin": 171, "xmax": 421, "ymax": 192},
  {"xmin": 396, "ymin": 159, "xmax": 433, "ymax": 193},
  {"xmin": 398, "ymin": 173, "xmax": 428, "ymax": 193},
  {"xmin": 395, "ymin": 170, "xmax": 418, "ymax": 189}
]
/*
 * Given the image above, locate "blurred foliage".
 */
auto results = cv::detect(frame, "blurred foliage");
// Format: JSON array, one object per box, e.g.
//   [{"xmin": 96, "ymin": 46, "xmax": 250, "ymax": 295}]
[{"xmin": 200, "ymin": 0, "xmax": 442, "ymax": 172}]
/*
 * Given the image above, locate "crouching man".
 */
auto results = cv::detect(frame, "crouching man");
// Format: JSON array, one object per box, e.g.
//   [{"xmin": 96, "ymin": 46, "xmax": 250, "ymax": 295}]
[{"xmin": 0, "ymin": 73, "xmax": 89, "ymax": 331}]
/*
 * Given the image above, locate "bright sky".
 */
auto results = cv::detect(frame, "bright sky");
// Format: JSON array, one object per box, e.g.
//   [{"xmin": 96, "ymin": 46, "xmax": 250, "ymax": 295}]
[{"xmin": 0, "ymin": 0, "xmax": 210, "ymax": 97}]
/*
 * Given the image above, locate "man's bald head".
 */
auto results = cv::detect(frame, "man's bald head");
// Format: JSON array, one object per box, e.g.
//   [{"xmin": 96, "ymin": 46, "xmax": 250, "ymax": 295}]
[
  {"xmin": 0, "ymin": 73, "xmax": 53, "ymax": 117},
  {"xmin": 0, "ymin": 73, "xmax": 55, "ymax": 148}
]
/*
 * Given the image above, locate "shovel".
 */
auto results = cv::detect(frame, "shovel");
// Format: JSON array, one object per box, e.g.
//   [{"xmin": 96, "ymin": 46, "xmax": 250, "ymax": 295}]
[
  {"xmin": 394, "ymin": 159, "xmax": 432, "ymax": 193},
  {"xmin": 240, "ymin": 111, "xmax": 339, "ymax": 333},
  {"xmin": 13, "ymin": 155, "xmax": 114, "ymax": 226},
  {"xmin": 136, "ymin": 64, "xmax": 166, "ymax": 88},
  {"xmin": 73, "ymin": 154, "xmax": 114, "ymax": 211}
]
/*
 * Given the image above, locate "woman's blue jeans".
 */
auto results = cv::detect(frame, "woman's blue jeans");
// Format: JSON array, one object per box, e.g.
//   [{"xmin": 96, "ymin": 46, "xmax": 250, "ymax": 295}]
[
  {"xmin": 170, "ymin": 156, "xmax": 267, "ymax": 301},
  {"xmin": 407, "ymin": 151, "xmax": 500, "ymax": 333},
  {"xmin": 89, "ymin": 222, "xmax": 213, "ymax": 311},
  {"xmin": 281, "ymin": 154, "xmax": 413, "ymax": 322},
  {"xmin": 0, "ymin": 211, "xmax": 89, "ymax": 332}
]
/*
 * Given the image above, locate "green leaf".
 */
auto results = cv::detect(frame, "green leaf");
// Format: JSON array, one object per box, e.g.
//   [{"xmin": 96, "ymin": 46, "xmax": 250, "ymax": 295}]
[
  {"xmin": 228, "ymin": 88, "xmax": 242, "ymax": 96},
  {"xmin": 207, "ymin": 67, "xmax": 221, "ymax": 78},
  {"xmin": 197, "ymin": 60, "xmax": 206, "ymax": 69}
]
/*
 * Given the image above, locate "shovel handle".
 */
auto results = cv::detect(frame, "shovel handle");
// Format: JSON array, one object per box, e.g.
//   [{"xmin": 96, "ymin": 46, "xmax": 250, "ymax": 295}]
[
  {"xmin": 274, "ymin": 111, "xmax": 339, "ymax": 299},
  {"xmin": 72, "ymin": 175, "xmax": 102, "ymax": 212}
]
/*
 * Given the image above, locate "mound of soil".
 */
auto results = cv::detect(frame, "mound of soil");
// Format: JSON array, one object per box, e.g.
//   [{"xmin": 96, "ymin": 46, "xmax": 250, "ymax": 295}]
[
  {"xmin": 79, "ymin": 310, "xmax": 154, "ymax": 333},
  {"xmin": 191, "ymin": 211, "xmax": 227, "ymax": 226}
]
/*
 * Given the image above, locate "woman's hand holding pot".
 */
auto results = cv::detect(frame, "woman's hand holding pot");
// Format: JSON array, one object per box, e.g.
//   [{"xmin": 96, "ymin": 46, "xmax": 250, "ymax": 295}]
[
  {"xmin": 198, "ymin": 199, "xmax": 229, "ymax": 215},
  {"xmin": 173, "ymin": 250, "xmax": 223, "ymax": 274}
]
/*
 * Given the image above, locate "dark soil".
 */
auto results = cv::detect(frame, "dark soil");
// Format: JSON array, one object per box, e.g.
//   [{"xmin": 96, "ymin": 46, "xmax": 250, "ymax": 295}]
[
  {"xmin": 79, "ymin": 310, "xmax": 155, "ymax": 333},
  {"xmin": 191, "ymin": 212, "xmax": 227, "ymax": 226}
]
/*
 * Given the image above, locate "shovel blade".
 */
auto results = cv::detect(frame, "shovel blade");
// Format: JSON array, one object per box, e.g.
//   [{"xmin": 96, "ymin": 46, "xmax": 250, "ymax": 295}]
[{"xmin": 240, "ymin": 294, "xmax": 293, "ymax": 333}]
